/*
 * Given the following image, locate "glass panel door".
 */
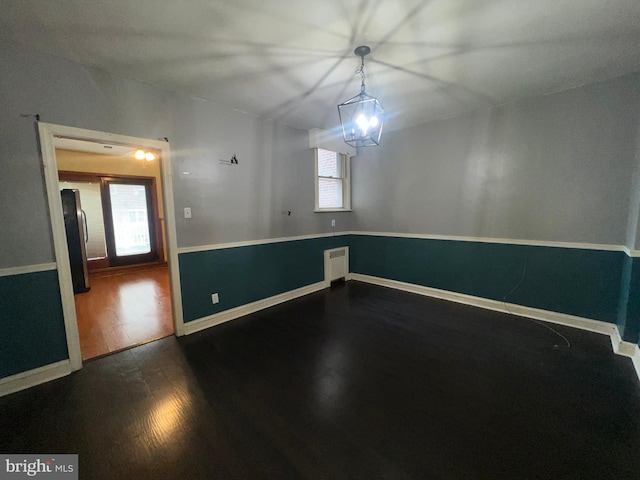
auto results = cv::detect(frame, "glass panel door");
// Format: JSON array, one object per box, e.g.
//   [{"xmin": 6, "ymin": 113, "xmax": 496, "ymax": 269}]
[
  {"xmin": 102, "ymin": 178, "xmax": 158, "ymax": 266},
  {"xmin": 109, "ymin": 183, "xmax": 151, "ymax": 256}
]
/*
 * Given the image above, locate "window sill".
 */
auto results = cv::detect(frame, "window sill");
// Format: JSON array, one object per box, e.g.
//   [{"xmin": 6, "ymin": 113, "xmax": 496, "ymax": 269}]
[{"xmin": 314, "ymin": 209, "xmax": 353, "ymax": 213}]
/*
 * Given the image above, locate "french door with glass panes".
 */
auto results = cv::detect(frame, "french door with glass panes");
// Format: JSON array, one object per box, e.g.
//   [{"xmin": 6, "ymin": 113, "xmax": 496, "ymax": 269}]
[{"xmin": 101, "ymin": 177, "xmax": 159, "ymax": 266}]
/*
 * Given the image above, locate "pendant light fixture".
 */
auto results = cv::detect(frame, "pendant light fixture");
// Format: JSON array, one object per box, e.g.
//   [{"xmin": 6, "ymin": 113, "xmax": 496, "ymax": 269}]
[{"xmin": 338, "ymin": 46, "xmax": 385, "ymax": 148}]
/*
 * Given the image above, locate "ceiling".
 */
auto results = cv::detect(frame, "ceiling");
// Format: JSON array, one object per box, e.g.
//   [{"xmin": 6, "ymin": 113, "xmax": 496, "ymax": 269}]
[
  {"xmin": 55, "ymin": 137, "xmax": 136, "ymax": 157},
  {"xmin": 2, "ymin": 0, "xmax": 639, "ymax": 131}
]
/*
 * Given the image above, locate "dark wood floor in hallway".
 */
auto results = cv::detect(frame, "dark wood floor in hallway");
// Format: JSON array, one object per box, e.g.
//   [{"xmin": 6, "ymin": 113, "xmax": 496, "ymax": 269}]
[{"xmin": 2, "ymin": 281, "xmax": 640, "ymax": 479}]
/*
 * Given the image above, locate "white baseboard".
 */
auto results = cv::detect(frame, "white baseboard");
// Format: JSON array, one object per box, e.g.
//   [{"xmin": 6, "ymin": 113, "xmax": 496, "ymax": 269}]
[
  {"xmin": 617, "ymin": 341, "xmax": 639, "ymax": 358},
  {"xmin": 610, "ymin": 329, "xmax": 640, "ymax": 382},
  {"xmin": 0, "ymin": 360, "xmax": 71, "ymax": 397},
  {"xmin": 632, "ymin": 346, "xmax": 640, "ymax": 382},
  {"xmin": 183, "ymin": 281, "xmax": 327, "ymax": 335},
  {"xmin": 611, "ymin": 326, "xmax": 624, "ymax": 353}
]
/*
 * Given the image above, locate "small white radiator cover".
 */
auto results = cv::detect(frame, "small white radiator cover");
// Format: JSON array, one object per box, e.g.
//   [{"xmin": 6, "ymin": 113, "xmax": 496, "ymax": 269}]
[{"xmin": 324, "ymin": 247, "xmax": 349, "ymax": 284}]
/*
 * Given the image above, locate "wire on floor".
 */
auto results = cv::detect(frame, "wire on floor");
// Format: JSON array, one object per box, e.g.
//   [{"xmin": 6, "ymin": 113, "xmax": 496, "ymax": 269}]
[{"xmin": 502, "ymin": 246, "xmax": 571, "ymax": 349}]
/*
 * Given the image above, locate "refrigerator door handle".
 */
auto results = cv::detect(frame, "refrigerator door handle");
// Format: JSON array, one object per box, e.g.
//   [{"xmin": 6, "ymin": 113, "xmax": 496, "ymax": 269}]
[{"xmin": 81, "ymin": 209, "xmax": 88, "ymax": 242}]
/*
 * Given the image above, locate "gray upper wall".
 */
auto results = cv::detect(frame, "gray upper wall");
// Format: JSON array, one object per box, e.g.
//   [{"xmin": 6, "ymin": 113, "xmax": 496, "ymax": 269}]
[
  {"xmin": 625, "ymin": 120, "xmax": 640, "ymax": 250},
  {"xmin": 352, "ymin": 73, "xmax": 640, "ymax": 246},
  {"xmin": 2, "ymin": 40, "xmax": 638, "ymax": 270},
  {"xmin": 169, "ymin": 95, "xmax": 351, "ymax": 249},
  {"xmin": 0, "ymin": 42, "xmax": 170, "ymax": 269},
  {"xmin": 0, "ymin": 42, "xmax": 347, "ymax": 269}
]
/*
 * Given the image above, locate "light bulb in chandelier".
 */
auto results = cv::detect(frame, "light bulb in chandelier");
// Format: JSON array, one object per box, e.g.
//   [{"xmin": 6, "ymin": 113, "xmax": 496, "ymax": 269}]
[{"xmin": 356, "ymin": 114, "xmax": 379, "ymax": 136}]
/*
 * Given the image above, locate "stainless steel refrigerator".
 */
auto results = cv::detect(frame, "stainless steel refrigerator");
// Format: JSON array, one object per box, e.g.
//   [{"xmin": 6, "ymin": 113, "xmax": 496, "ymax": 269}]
[{"xmin": 61, "ymin": 189, "xmax": 91, "ymax": 293}]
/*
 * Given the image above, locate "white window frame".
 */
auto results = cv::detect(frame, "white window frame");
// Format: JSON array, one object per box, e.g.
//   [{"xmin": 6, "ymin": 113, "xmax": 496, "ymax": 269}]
[{"xmin": 314, "ymin": 148, "xmax": 352, "ymax": 212}]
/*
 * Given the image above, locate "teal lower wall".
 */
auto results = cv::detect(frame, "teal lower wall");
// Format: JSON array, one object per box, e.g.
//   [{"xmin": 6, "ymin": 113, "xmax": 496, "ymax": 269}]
[
  {"xmin": 350, "ymin": 235, "xmax": 625, "ymax": 326},
  {"xmin": 617, "ymin": 256, "xmax": 633, "ymax": 340},
  {"xmin": 618, "ymin": 256, "xmax": 640, "ymax": 345},
  {"xmin": 630, "ymin": 258, "xmax": 640, "ymax": 345},
  {"xmin": 181, "ymin": 234, "xmax": 634, "ymax": 339},
  {"xmin": 179, "ymin": 235, "xmax": 350, "ymax": 323},
  {"xmin": 0, "ymin": 270, "xmax": 69, "ymax": 379},
  {"xmin": 4, "ymin": 234, "xmax": 637, "ymax": 383}
]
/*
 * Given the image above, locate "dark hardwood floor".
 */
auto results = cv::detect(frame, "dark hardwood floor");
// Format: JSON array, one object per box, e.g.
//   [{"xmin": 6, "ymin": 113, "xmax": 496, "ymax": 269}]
[{"xmin": 2, "ymin": 281, "xmax": 640, "ymax": 479}]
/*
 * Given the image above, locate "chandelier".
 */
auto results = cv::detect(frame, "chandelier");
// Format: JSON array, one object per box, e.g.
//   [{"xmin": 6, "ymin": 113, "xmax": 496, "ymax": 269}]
[{"xmin": 338, "ymin": 46, "xmax": 385, "ymax": 148}]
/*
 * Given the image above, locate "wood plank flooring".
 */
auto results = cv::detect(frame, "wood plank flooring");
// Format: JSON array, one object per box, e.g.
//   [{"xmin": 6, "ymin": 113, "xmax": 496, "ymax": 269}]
[
  {"xmin": 2, "ymin": 281, "xmax": 640, "ymax": 479},
  {"xmin": 75, "ymin": 264, "xmax": 173, "ymax": 360}
]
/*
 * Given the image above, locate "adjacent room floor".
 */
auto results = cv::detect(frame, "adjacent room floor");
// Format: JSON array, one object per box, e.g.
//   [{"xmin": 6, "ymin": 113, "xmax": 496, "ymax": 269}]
[
  {"xmin": 75, "ymin": 264, "xmax": 173, "ymax": 360},
  {"xmin": 2, "ymin": 281, "xmax": 639, "ymax": 479}
]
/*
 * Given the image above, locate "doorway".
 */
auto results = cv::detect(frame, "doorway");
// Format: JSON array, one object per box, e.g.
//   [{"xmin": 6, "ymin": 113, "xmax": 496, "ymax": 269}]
[
  {"xmin": 58, "ymin": 171, "xmax": 164, "ymax": 270},
  {"xmin": 57, "ymin": 144, "xmax": 172, "ymax": 360},
  {"xmin": 39, "ymin": 124, "xmax": 184, "ymax": 371}
]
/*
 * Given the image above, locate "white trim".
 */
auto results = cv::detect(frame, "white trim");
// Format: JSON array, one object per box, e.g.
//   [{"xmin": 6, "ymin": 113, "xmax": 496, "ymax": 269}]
[
  {"xmin": 314, "ymin": 149, "xmax": 319, "ymax": 211},
  {"xmin": 39, "ymin": 123, "xmax": 83, "ymax": 372},
  {"xmin": 183, "ymin": 281, "xmax": 326, "ymax": 335},
  {"xmin": 611, "ymin": 326, "xmax": 624, "ymax": 354},
  {"xmin": 0, "ymin": 360, "xmax": 71, "ymax": 397},
  {"xmin": 314, "ymin": 209, "xmax": 354, "ymax": 213},
  {"xmin": 610, "ymin": 328, "xmax": 640, "ymax": 382},
  {"xmin": 623, "ymin": 246, "xmax": 640, "ymax": 258},
  {"xmin": 176, "ymin": 231, "xmax": 637, "ymax": 257},
  {"xmin": 632, "ymin": 346, "xmax": 640, "ymax": 382},
  {"xmin": 617, "ymin": 340, "xmax": 639, "ymax": 358},
  {"xmin": 157, "ymin": 135, "xmax": 185, "ymax": 336},
  {"xmin": 352, "ymin": 231, "xmax": 625, "ymax": 253},
  {"xmin": 177, "ymin": 231, "xmax": 350, "ymax": 254},
  {"xmin": 0, "ymin": 263, "xmax": 57, "ymax": 277},
  {"xmin": 38, "ymin": 123, "xmax": 185, "ymax": 374}
]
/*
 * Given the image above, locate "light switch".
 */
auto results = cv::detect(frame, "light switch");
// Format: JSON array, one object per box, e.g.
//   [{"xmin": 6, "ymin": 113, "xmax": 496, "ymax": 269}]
[{"xmin": 184, "ymin": 207, "xmax": 192, "ymax": 219}]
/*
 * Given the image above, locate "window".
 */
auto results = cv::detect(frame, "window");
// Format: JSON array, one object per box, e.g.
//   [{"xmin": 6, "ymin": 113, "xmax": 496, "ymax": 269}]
[{"xmin": 315, "ymin": 148, "xmax": 351, "ymax": 211}]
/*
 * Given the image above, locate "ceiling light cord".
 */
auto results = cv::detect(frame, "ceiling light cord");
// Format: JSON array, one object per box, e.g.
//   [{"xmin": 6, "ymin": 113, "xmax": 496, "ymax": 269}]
[{"xmin": 357, "ymin": 55, "xmax": 366, "ymax": 94}]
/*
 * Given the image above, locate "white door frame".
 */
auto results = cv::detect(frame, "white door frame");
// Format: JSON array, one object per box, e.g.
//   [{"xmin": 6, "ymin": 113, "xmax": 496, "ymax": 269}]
[{"xmin": 38, "ymin": 123, "xmax": 185, "ymax": 372}]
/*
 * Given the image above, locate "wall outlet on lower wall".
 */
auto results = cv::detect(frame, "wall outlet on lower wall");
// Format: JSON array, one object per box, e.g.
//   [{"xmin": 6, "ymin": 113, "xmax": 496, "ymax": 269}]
[{"xmin": 211, "ymin": 293, "xmax": 219, "ymax": 304}]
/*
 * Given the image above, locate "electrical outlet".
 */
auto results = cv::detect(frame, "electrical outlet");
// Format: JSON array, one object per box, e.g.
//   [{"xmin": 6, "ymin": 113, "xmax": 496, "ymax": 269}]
[
  {"xmin": 331, "ymin": 219, "xmax": 336, "ymax": 227},
  {"xmin": 184, "ymin": 207, "xmax": 192, "ymax": 219},
  {"xmin": 211, "ymin": 293, "xmax": 219, "ymax": 304}
]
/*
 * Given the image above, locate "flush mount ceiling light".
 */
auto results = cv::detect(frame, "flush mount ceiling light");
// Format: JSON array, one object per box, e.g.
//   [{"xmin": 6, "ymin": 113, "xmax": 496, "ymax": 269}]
[
  {"xmin": 338, "ymin": 46, "xmax": 385, "ymax": 148},
  {"xmin": 134, "ymin": 149, "xmax": 156, "ymax": 161}
]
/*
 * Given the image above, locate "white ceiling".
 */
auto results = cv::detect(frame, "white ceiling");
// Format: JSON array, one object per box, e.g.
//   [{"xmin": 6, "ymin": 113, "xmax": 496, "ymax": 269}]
[
  {"xmin": 55, "ymin": 137, "xmax": 136, "ymax": 157},
  {"xmin": 2, "ymin": 0, "xmax": 639, "ymax": 131}
]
